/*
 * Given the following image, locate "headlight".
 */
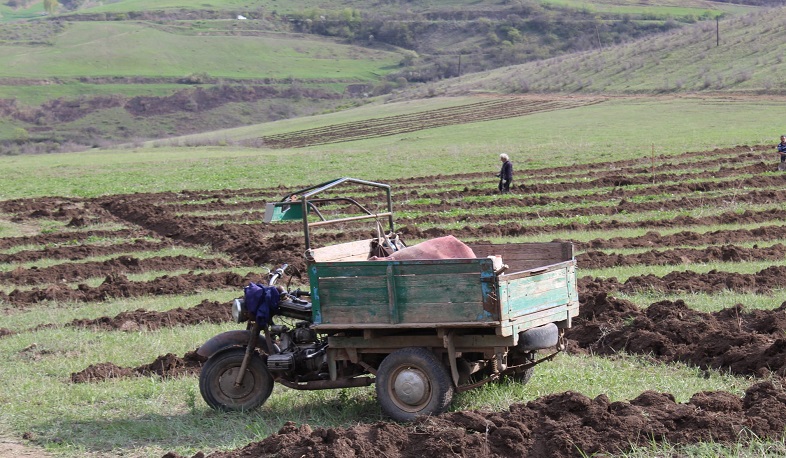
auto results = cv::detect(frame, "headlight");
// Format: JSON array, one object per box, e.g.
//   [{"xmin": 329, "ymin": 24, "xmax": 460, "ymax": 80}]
[{"xmin": 232, "ymin": 298, "xmax": 249, "ymax": 323}]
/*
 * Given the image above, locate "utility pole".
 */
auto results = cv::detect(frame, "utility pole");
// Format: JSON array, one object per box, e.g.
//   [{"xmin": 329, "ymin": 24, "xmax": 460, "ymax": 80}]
[{"xmin": 716, "ymin": 16, "xmax": 720, "ymax": 46}]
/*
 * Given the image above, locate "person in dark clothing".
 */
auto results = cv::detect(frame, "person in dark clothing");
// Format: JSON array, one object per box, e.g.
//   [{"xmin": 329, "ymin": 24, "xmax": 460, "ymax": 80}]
[
  {"xmin": 497, "ymin": 153, "xmax": 513, "ymax": 193},
  {"xmin": 778, "ymin": 135, "xmax": 786, "ymax": 163}
]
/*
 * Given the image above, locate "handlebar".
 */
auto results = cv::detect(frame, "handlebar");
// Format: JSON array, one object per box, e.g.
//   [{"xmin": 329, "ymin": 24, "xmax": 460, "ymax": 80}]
[
  {"xmin": 269, "ymin": 264, "xmax": 288, "ymax": 286},
  {"xmin": 291, "ymin": 288, "xmax": 310, "ymax": 298}
]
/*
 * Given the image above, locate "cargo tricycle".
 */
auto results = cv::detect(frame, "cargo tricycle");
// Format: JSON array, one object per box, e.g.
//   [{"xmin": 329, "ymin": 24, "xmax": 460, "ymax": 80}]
[{"xmin": 197, "ymin": 178, "xmax": 579, "ymax": 421}]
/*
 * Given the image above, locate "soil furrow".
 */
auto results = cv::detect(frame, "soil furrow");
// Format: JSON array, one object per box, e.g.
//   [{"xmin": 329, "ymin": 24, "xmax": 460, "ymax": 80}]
[
  {"xmin": 0, "ymin": 240, "xmax": 174, "ymax": 264},
  {"xmin": 577, "ymin": 243, "xmax": 786, "ymax": 269},
  {"xmin": 1, "ymin": 255, "xmax": 238, "ymax": 286}
]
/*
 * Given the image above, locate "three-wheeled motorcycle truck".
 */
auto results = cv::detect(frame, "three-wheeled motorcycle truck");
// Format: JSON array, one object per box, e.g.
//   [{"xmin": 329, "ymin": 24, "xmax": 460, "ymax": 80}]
[{"xmin": 197, "ymin": 178, "xmax": 579, "ymax": 421}]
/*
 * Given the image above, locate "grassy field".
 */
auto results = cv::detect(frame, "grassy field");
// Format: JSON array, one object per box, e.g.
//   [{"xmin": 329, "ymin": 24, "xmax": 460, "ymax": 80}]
[
  {"xmin": 539, "ymin": 0, "xmax": 753, "ymax": 17},
  {"xmin": 2, "ymin": 93, "xmax": 786, "ymax": 456},
  {"xmin": 0, "ymin": 94, "xmax": 780, "ymax": 200},
  {"xmin": 0, "ymin": 14, "xmax": 404, "ymax": 147},
  {"xmin": 0, "ymin": 22, "xmax": 399, "ymax": 80},
  {"xmin": 1, "ymin": 1, "xmax": 785, "ymax": 457},
  {"xmin": 45, "ymin": 0, "xmax": 755, "ymax": 18}
]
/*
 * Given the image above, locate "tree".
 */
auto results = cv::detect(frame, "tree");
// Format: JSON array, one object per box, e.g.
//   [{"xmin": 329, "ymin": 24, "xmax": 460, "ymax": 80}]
[
  {"xmin": 44, "ymin": 0, "xmax": 60, "ymax": 14},
  {"xmin": 13, "ymin": 127, "xmax": 29, "ymax": 143}
]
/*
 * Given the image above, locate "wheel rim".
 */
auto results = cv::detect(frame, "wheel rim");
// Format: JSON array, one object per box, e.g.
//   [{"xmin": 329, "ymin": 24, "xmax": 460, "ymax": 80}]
[
  {"xmin": 389, "ymin": 366, "xmax": 431, "ymax": 412},
  {"xmin": 217, "ymin": 365, "xmax": 255, "ymax": 401}
]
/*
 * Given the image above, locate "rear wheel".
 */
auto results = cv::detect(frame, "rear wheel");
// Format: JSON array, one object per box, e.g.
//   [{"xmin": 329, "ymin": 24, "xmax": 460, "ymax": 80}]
[
  {"xmin": 199, "ymin": 348, "xmax": 273, "ymax": 411},
  {"xmin": 376, "ymin": 347, "xmax": 454, "ymax": 422},
  {"xmin": 503, "ymin": 350, "xmax": 536, "ymax": 384}
]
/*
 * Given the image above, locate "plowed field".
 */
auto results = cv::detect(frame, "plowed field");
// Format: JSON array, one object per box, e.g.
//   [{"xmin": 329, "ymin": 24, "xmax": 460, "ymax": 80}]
[{"xmin": 2, "ymin": 144, "xmax": 786, "ymax": 457}]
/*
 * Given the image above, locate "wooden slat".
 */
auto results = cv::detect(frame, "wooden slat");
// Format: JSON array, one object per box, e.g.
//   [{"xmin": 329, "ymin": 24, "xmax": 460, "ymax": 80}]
[
  {"xmin": 501, "ymin": 267, "xmax": 570, "ymax": 320},
  {"xmin": 311, "ymin": 239, "xmax": 374, "ymax": 262},
  {"xmin": 399, "ymin": 302, "xmax": 493, "ymax": 323},
  {"xmin": 314, "ymin": 321, "xmax": 500, "ymax": 330},
  {"xmin": 318, "ymin": 276, "xmax": 389, "ymax": 324},
  {"xmin": 327, "ymin": 333, "xmax": 517, "ymax": 351},
  {"xmin": 469, "ymin": 242, "xmax": 573, "ymax": 272},
  {"xmin": 396, "ymin": 272, "xmax": 482, "ymax": 304}
]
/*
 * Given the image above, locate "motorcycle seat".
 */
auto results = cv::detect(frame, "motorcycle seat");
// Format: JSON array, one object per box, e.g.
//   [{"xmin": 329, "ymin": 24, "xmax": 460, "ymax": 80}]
[{"xmin": 279, "ymin": 298, "xmax": 313, "ymax": 320}]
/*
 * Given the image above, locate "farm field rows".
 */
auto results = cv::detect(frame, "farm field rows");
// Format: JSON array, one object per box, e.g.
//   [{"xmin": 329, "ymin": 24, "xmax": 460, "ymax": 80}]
[{"xmin": 1, "ymin": 141, "xmax": 786, "ymax": 457}]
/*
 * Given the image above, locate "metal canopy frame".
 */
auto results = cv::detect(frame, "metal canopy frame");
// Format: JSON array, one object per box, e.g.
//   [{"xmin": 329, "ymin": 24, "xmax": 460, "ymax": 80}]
[{"xmin": 265, "ymin": 177, "xmax": 394, "ymax": 254}]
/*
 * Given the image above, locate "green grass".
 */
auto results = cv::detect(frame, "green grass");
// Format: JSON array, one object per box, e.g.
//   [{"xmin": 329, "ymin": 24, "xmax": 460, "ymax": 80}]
[
  {"xmin": 617, "ymin": 289, "xmax": 786, "ymax": 313},
  {"xmin": 0, "ymin": 291, "xmax": 238, "ymax": 330},
  {"xmin": 0, "ymin": 2, "xmax": 44, "ymax": 22},
  {"xmin": 0, "ymin": 95, "xmax": 782, "ymax": 200},
  {"xmin": 0, "ymin": 83, "xmax": 186, "ymax": 107},
  {"xmin": 0, "ymin": 324, "xmax": 755, "ymax": 457},
  {"xmin": 485, "ymin": 221, "xmax": 786, "ymax": 246},
  {"xmin": 43, "ymin": 0, "xmax": 752, "ymax": 18},
  {"xmin": 623, "ymin": 438, "xmax": 786, "ymax": 458},
  {"xmin": 539, "ymin": 0, "xmax": 752, "ymax": 18},
  {"xmin": 582, "ymin": 259, "xmax": 783, "ymax": 282},
  {"xmin": 0, "ymin": 21, "xmax": 401, "ymax": 80},
  {"xmin": 65, "ymin": 0, "xmax": 340, "ymax": 15},
  {"xmin": 0, "ymin": 266, "xmax": 263, "ymax": 295},
  {"xmin": 0, "ymin": 246, "xmax": 223, "ymax": 272},
  {"xmin": 0, "ymin": 235, "xmax": 162, "ymax": 255}
]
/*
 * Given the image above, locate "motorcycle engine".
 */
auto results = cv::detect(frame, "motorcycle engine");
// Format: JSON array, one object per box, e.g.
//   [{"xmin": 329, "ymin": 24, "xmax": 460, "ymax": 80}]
[
  {"xmin": 266, "ymin": 321, "xmax": 324, "ymax": 374},
  {"xmin": 292, "ymin": 321, "xmax": 317, "ymax": 344}
]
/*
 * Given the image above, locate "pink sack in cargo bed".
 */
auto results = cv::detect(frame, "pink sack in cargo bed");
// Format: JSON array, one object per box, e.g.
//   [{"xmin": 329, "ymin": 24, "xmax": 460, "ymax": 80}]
[{"xmin": 373, "ymin": 235, "xmax": 476, "ymax": 260}]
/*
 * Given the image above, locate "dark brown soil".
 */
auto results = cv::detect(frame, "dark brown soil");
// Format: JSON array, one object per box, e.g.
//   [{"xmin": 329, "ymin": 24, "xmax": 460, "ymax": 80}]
[
  {"xmin": 163, "ymin": 381, "xmax": 786, "ymax": 458},
  {"xmin": 69, "ymin": 350, "xmax": 206, "ymax": 383},
  {"xmin": 577, "ymin": 243, "xmax": 786, "ymax": 268},
  {"xmin": 0, "ymin": 271, "xmax": 260, "ymax": 307},
  {"xmin": 59, "ymin": 299, "xmax": 230, "ymax": 332},
  {"xmin": 567, "ymin": 292, "xmax": 786, "ymax": 378},
  {"xmin": 1, "ymin": 255, "xmax": 238, "ymax": 286}
]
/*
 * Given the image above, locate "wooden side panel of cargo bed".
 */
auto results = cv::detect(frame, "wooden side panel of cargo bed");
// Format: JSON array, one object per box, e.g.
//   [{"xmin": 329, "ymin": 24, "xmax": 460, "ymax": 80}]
[
  {"xmin": 469, "ymin": 242, "xmax": 573, "ymax": 272},
  {"xmin": 310, "ymin": 259, "xmax": 496, "ymax": 326},
  {"xmin": 499, "ymin": 262, "xmax": 577, "ymax": 323}
]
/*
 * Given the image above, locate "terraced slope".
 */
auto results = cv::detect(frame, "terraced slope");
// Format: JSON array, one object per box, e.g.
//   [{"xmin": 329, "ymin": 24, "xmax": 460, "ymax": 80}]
[{"xmin": 256, "ymin": 96, "xmax": 605, "ymax": 148}]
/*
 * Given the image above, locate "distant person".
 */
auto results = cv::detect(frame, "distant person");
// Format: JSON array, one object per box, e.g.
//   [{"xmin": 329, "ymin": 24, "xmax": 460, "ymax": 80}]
[
  {"xmin": 778, "ymin": 135, "xmax": 786, "ymax": 164},
  {"xmin": 496, "ymin": 153, "xmax": 513, "ymax": 193}
]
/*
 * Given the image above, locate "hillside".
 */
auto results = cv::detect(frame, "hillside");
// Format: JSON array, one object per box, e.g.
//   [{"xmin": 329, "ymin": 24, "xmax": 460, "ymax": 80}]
[
  {"xmin": 0, "ymin": 0, "xmax": 781, "ymax": 153},
  {"xmin": 404, "ymin": 5, "xmax": 786, "ymax": 96}
]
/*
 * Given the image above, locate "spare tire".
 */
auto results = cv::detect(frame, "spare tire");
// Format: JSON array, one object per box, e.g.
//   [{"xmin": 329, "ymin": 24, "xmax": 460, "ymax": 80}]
[{"xmin": 518, "ymin": 323, "xmax": 559, "ymax": 351}]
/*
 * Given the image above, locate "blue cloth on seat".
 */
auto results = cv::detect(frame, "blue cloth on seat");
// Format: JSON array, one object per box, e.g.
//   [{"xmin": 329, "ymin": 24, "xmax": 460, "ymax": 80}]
[{"xmin": 244, "ymin": 283, "xmax": 280, "ymax": 326}]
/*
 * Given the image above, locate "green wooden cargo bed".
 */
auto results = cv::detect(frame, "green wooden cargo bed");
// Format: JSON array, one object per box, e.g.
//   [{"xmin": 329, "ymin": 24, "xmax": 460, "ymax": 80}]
[{"xmin": 308, "ymin": 241, "xmax": 579, "ymax": 344}]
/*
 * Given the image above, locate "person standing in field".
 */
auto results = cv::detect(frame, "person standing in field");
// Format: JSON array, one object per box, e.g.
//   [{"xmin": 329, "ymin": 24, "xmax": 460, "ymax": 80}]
[
  {"xmin": 777, "ymin": 135, "xmax": 786, "ymax": 165},
  {"xmin": 497, "ymin": 153, "xmax": 513, "ymax": 193}
]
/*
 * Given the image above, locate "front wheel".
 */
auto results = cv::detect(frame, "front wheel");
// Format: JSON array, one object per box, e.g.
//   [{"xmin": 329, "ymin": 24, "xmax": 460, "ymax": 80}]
[
  {"xmin": 199, "ymin": 348, "xmax": 274, "ymax": 411},
  {"xmin": 376, "ymin": 347, "xmax": 454, "ymax": 422}
]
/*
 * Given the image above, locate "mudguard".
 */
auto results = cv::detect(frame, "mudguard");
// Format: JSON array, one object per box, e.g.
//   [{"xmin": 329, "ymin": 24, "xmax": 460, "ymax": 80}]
[{"xmin": 197, "ymin": 330, "xmax": 269, "ymax": 359}]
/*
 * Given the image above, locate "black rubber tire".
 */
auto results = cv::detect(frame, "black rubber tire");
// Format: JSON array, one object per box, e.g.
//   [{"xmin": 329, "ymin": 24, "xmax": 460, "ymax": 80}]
[
  {"xmin": 376, "ymin": 347, "xmax": 454, "ymax": 422},
  {"xmin": 199, "ymin": 348, "xmax": 274, "ymax": 411},
  {"xmin": 504, "ymin": 350, "xmax": 536, "ymax": 384},
  {"xmin": 518, "ymin": 323, "xmax": 559, "ymax": 351}
]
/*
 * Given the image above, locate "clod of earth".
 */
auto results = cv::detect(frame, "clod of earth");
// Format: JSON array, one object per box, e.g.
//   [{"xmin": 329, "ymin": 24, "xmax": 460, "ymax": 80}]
[{"xmin": 162, "ymin": 381, "xmax": 786, "ymax": 458}]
